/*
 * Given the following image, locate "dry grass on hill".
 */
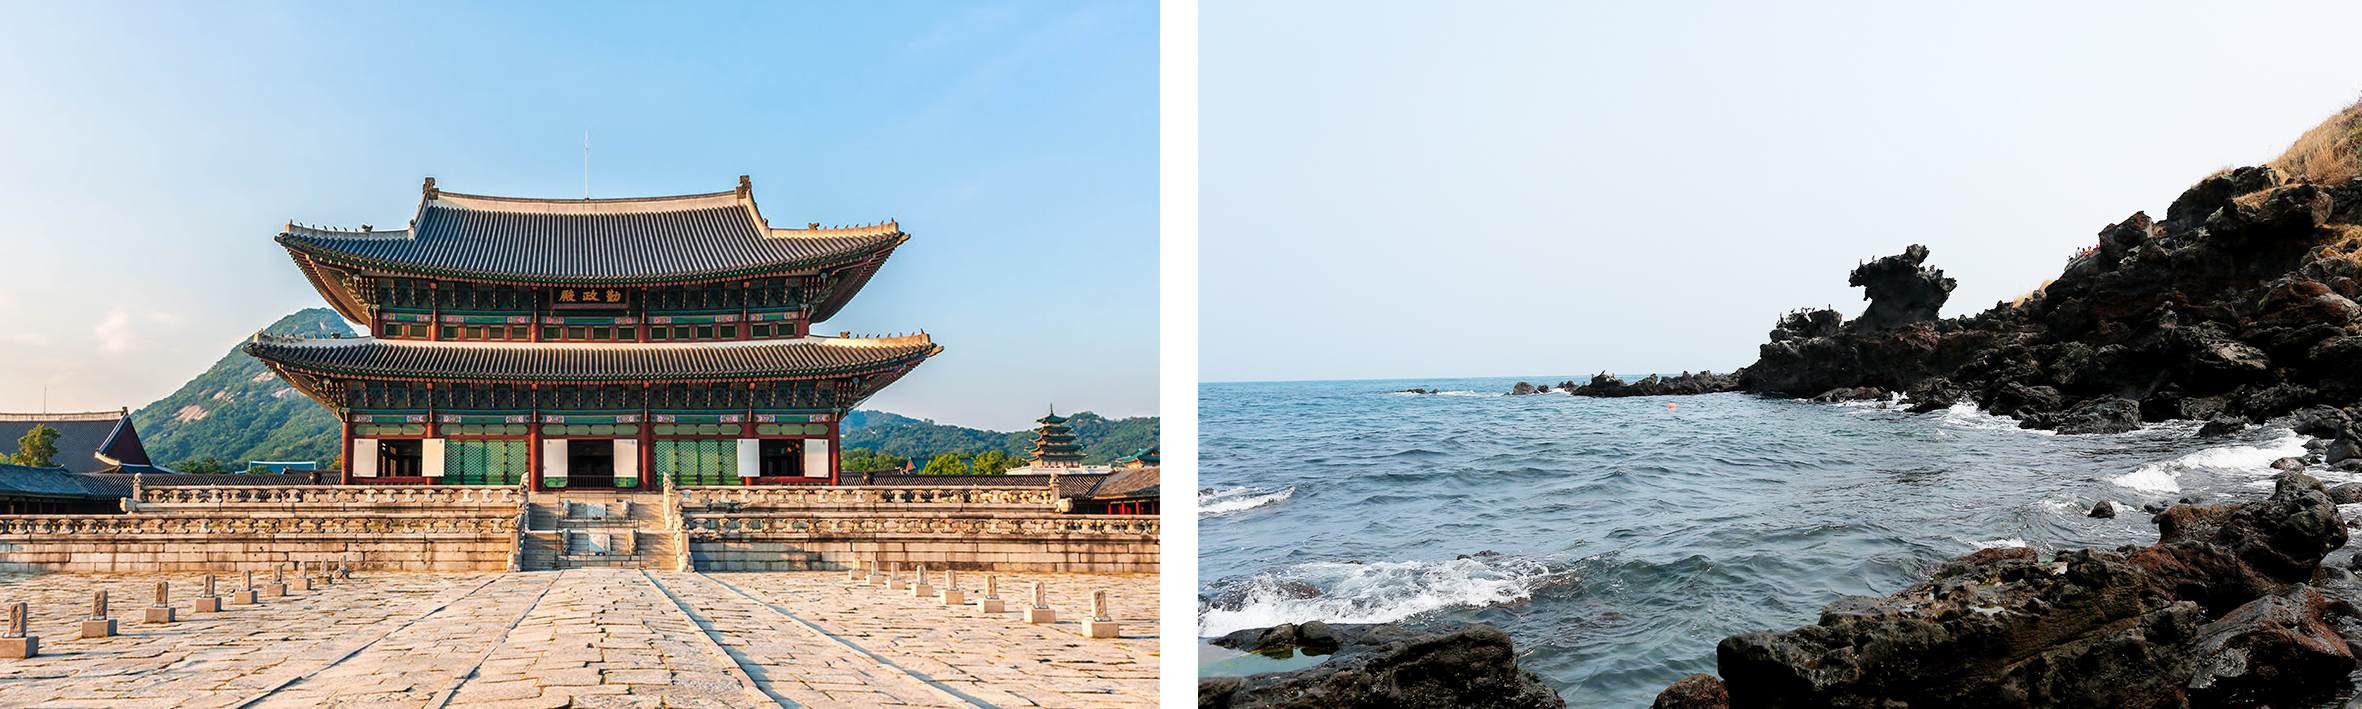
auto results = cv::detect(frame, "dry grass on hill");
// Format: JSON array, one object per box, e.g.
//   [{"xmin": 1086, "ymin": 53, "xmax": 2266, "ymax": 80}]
[{"xmin": 2270, "ymin": 97, "xmax": 2362, "ymax": 185}]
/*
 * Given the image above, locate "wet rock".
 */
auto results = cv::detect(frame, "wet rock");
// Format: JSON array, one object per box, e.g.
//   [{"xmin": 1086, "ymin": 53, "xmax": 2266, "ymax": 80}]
[
  {"xmin": 2187, "ymin": 585, "xmax": 2357, "ymax": 707},
  {"xmin": 2273, "ymin": 457, "xmax": 2306, "ymax": 472},
  {"xmin": 1400, "ymin": 388, "xmax": 1437, "ymax": 395},
  {"xmin": 2131, "ymin": 473, "xmax": 2348, "ymax": 615},
  {"xmin": 1457, "ymin": 550, "xmax": 1502, "ymax": 560},
  {"xmin": 2330, "ymin": 435, "xmax": 2361, "ymax": 466},
  {"xmin": 2288, "ymin": 405, "xmax": 2349, "ymax": 438},
  {"xmin": 1847, "ymin": 244, "xmax": 1957, "ymax": 331},
  {"xmin": 2332, "ymin": 483, "xmax": 2362, "ymax": 505},
  {"xmin": 2197, "ymin": 414, "xmax": 2250, "ymax": 438},
  {"xmin": 1650, "ymin": 674, "xmax": 1729, "ymax": 709},
  {"xmin": 1201, "ymin": 623, "xmax": 1565, "ymax": 709},
  {"xmin": 2049, "ymin": 396, "xmax": 2142, "ymax": 435},
  {"xmin": 1506, "ymin": 382, "xmax": 1538, "ymax": 396},
  {"xmin": 2089, "ymin": 500, "xmax": 2117, "ymax": 519},
  {"xmin": 1809, "ymin": 387, "xmax": 1887, "ymax": 403},
  {"xmin": 1718, "ymin": 547, "xmax": 2205, "ymax": 708},
  {"xmin": 1903, "ymin": 377, "xmax": 1965, "ymax": 413},
  {"xmin": 1768, "ymin": 309, "xmax": 1842, "ymax": 342}
]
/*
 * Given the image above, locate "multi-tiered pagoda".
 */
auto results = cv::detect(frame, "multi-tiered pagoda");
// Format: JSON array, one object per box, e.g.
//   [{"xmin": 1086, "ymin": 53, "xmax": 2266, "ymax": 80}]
[
  {"xmin": 1026, "ymin": 410, "xmax": 1085, "ymax": 468},
  {"xmin": 249, "ymin": 177, "xmax": 940, "ymax": 489}
]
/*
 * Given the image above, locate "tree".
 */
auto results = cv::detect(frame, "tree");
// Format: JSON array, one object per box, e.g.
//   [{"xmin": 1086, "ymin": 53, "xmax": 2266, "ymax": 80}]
[
  {"xmin": 919, "ymin": 453, "xmax": 966, "ymax": 475},
  {"xmin": 971, "ymin": 450, "xmax": 1015, "ymax": 475},
  {"xmin": 171, "ymin": 457, "xmax": 232, "ymax": 475},
  {"xmin": 9, "ymin": 425, "xmax": 58, "ymax": 467}
]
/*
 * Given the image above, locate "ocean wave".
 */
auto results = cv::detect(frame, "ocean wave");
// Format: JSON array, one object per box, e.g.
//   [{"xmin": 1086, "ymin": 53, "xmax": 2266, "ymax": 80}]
[
  {"xmin": 2110, "ymin": 429, "xmax": 2308, "ymax": 494},
  {"xmin": 1197, "ymin": 556, "xmax": 1568, "ymax": 637},
  {"xmin": 1200, "ymin": 486, "xmax": 1295, "ymax": 517}
]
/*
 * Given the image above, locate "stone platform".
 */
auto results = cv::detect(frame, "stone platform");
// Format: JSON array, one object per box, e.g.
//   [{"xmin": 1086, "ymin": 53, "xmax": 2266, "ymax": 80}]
[{"xmin": 0, "ymin": 569, "xmax": 1157, "ymax": 708}]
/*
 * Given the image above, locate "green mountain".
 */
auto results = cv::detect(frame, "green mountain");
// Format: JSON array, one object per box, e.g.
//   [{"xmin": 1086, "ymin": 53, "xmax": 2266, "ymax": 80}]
[
  {"xmin": 133, "ymin": 309, "xmax": 1161, "ymax": 470},
  {"xmin": 132, "ymin": 308, "xmax": 353, "ymax": 468},
  {"xmin": 839, "ymin": 409, "xmax": 1159, "ymax": 465}
]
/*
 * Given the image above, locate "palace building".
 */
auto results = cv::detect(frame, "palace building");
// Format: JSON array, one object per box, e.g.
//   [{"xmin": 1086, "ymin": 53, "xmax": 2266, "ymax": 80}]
[{"xmin": 249, "ymin": 177, "xmax": 941, "ymax": 489}]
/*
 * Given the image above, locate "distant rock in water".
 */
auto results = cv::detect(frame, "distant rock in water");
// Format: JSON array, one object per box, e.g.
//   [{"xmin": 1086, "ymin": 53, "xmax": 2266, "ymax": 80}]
[
  {"xmin": 1400, "ymin": 388, "xmax": 1438, "ymax": 395},
  {"xmin": 1677, "ymin": 472, "xmax": 2356, "ymax": 708},
  {"xmin": 2088, "ymin": 500, "xmax": 2116, "ymax": 518},
  {"xmin": 1809, "ymin": 386, "xmax": 1887, "ymax": 403},
  {"xmin": 1565, "ymin": 371, "xmax": 1743, "ymax": 398},
  {"xmin": 1199, "ymin": 622, "xmax": 1565, "ymax": 709},
  {"xmin": 1506, "ymin": 382, "xmax": 1540, "ymax": 396}
]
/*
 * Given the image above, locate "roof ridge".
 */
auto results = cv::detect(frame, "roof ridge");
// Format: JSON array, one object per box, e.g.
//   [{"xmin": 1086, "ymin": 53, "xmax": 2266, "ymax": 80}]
[{"xmin": 0, "ymin": 411, "xmax": 123, "ymax": 421}]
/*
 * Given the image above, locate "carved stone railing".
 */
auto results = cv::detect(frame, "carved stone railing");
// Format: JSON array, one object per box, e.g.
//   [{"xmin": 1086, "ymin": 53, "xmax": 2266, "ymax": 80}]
[
  {"xmin": 0, "ymin": 515, "xmax": 518, "ymax": 536},
  {"xmin": 682, "ymin": 514, "xmax": 1157, "ymax": 538},
  {"xmin": 679, "ymin": 486, "xmax": 1056, "ymax": 509},
  {"xmin": 135, "ymin": 485, "xmax": 525, "ymax": 508}
]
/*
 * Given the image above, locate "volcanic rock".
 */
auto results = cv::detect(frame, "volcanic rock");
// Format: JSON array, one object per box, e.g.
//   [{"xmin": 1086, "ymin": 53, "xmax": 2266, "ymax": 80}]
[
  {"xmin": 2331, "ymin": 483, "xmax": 2362, "ymax": 505},
  {"xmin": 1650, "ymin": 674, "xmax": 1728, "ymax": 709},
  {"xmin": 2089, "ymin": 500, "xmax": 2117, "ymax": 519},
  {"xmin": 1847, "ymin": 244, "xmax": 1956, "ymax": 331},
  {"xmin": 2330, "ymin": 435, "xmax": 2361, "ymax": 467},
  {"xmin": 2187, "ymin": 585, "xmax": 2358, "ymax": 707},
  {"xmin": 2043, "ymin": 396, "xmax": 2142, "ymax": 435},
  {"xmin": 2197, "ymin": 414, "xmax": 2251, "ymax": 438},
  {"xmin": 1565, "ymin": 371, "xmax": 1742, "ymax": 398},
  {"xmin": 1507, "ymin": 382, "xmax": 1538, "ymax": 396},
  {"xmin": 1199, "ymin": 623, "xmax": 1565, "ymax": 709}
]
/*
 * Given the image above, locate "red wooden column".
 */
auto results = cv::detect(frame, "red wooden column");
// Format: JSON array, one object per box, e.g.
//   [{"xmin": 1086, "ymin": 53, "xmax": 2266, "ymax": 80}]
[{"xmin": 339, "ymin": 417, "xmax": 355, "ymax": 485}]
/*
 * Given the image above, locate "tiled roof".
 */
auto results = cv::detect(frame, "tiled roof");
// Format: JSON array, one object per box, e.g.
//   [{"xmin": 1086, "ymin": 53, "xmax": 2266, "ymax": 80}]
[
  {"xmin": 0, "ymin": 411, "xmax": 150, "ymax": 474},
  {"xmin": 1088, "ymin": 467, "xmax": 1159, "ymax": 499},
  {"xmin": 0, "ymin": 464, "xmax": 128, "ymax": 498},
  {"xmin": 244, "ymin": 334, "xmax": 941, "ymax": 383},
  {"xmin": 279, "ymin": 184, "xmax": 906, "ymax": 286}
]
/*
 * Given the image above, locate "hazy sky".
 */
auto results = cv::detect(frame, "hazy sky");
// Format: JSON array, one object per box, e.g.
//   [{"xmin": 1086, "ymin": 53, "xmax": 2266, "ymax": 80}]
[
  {"xmin": 1202, "ymin": 1, "xmax": 2362, "ymax": 383},
  {"xmin": 0, "ymin": 1, "xmax": 1155, "ymax": 431}
]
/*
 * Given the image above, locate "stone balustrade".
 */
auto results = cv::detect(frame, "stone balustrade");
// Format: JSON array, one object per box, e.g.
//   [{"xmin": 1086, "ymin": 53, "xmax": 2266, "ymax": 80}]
[
  {"xmin": 0, "ymin": 514, "xmax": 518, "ymax": 536},
  {"xmin": 135, "ymin": 485, "xmax": 524, "ymax": 508},
  {"xmin": 678, "ymin": 486, "xmax": 1057, "ymax": 509},
  {"xmin": 682, "ymin": 514, "xmax": 1157, "ymax": 537}
]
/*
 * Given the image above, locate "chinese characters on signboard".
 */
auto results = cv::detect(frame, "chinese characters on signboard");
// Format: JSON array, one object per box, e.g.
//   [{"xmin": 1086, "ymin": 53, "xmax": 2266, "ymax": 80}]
[{"xmin": 551, "ymin": 288, "xmax": 628, "ymax": 306}]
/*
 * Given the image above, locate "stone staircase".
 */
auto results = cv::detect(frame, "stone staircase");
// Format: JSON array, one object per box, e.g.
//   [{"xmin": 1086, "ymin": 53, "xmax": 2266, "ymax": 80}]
[{"xmin": 518, "ymin": 491, "xmax": 679, "ymax": 571}]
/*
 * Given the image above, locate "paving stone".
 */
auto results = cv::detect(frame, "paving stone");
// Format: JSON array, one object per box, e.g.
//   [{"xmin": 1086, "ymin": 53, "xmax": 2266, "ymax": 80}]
[{"xmin": 0, "ymin": 569, "xmax": 1159, "ymax": 707}]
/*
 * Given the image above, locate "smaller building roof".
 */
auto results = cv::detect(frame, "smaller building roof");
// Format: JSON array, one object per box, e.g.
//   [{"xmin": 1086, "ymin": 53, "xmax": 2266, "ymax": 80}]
[{"xmin": 0, "ymin": 410, "xmax": 152, "ymax": 474}]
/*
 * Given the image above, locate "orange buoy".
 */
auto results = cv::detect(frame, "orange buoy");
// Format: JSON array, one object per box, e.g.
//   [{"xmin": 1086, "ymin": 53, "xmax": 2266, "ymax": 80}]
[{"xmin": 1666, "ymin": 403, "xmax": 1676, "ymax": 409}]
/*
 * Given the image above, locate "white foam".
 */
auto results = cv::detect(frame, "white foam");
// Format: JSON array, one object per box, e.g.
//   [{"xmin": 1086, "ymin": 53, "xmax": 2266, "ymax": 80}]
[
  {"xmin": 1932, "ymin": 401, "xmax": 2055, "ymax": 435},
  {"xmin": 1197, "ymin": 557, "xmax": 1563, "ymax": 637},
  {"xmin": 2112, "ymin": 429, "xmax": 2309, "ymax": 494},
  {"xmin": 1199, "ymin": 486, "xmax": 1295, "ymax": 517},
  {"xmin": 1971, "ymin": 537, "xmax": 2030, "ymax": 550}
]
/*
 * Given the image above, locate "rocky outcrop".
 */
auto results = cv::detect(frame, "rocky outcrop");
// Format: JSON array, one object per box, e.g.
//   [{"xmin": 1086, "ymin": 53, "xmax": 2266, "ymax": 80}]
[
  {"xmin": 1740, "ymin": 167, "xmax": 2362, "ymax": 430},
  {"xmin": 1506, "ymin": 382, "xmax": 1541, "ymax": 396},
  {"xmin": 1847, "ymin": 244, "xmax": 1956, "ymax": 330},
  {"xmin": 1199, "ymin": 622, "xmax": 1565, "ymax": 709},
  {"xmin": 1651, "ymin": 674, "xmax": 1729, "ymax": 709},
  {"xmin": 1563, "ymin": 372, "xmax": 1743, "ymax": 398},
  {"xmin": 1669, "ymin": 472, "xmax": 2352, "ymax": 709}
]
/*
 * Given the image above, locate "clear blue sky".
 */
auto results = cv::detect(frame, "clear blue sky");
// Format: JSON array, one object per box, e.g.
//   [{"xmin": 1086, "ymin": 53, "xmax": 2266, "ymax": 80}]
[
  {"xmin": 0, "ymin": 1, "xmax": 1156, "ymax": 431},
  {"xmin": 1201, "ymin": 1, "xmax": 2362, "ymax": 383}
]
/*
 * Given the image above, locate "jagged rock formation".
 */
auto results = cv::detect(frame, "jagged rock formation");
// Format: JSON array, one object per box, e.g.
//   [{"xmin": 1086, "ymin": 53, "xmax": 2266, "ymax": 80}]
[
  {"xmin": 1669, "ymin": 472, "xmax": 2356, "ymax": 709},
  {"xmin": 1742, "ymin": 164, "xmax": 2362, "ymax": 431},
  {"xmin": 1199, "ymin": 622, "xmax": 1565, "ymax": 709},
  {"xmin": 1848, "ymin": 244, "xmax": 1957, "ymax": 330}
]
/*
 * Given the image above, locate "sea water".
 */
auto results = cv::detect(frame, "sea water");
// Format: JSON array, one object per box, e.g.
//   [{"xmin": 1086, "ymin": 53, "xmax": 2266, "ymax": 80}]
[{"xmin": 1198, "ymin": 377, "xmax": 2339, "ymax": 707}]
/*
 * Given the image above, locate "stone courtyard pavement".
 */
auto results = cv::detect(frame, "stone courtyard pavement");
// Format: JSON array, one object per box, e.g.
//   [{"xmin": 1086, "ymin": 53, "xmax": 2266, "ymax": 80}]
[{"xmin": 0, "ymin": 569, "xmax": 1157, "ymax": 708}]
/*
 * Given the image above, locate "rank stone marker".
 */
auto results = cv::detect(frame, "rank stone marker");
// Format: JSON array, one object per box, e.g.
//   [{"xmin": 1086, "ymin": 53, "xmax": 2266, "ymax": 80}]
[
  {"xmin": 1088, "ymin": 589, "xmax": 1119, "ymax": 638},
  {"xmin": 232, "ymin": 571, "xmax": 258, "ymax": 605},
  {"xmin": 2, "ymin": 603, "xmax": 36, "ymax": 658},
  {"xmin": 912, "ymin": 564, "xmax": 934, "ymax": 598},
  {"xmin": 887, "ymin": 563, "xmax": 907, "ymax": 591},
  {"xmin": 193, "ymin": 575, "xmax": 221, "ymax": 613},
  {"xmin": 80, "ymin": 590, "xmax": 114, "ymax": 638},
  {"xmin": 980, "ymin": 575, "xmax": 1006, "ymax": 613},
  {"xmin": 145, "ymin": 581, "xmax": 175, "ymax": 624},
  {"xmin": 940, "ymin": 569, "xmax": 965, "ymax": 606},
  {"xmin": 295, "ymin": 562, "xmax": 313, "ymax": 591},
  {"xmin": 846, "ymin": 558, "xmax": 862, "ymax": 582},
  {"xmin": 1026, "ymin": 581, "xmax": 1055, "ymax": 624},
  {"xmin": 264, "ymin": 566, "xmax": 288, "ymax": 598}
]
